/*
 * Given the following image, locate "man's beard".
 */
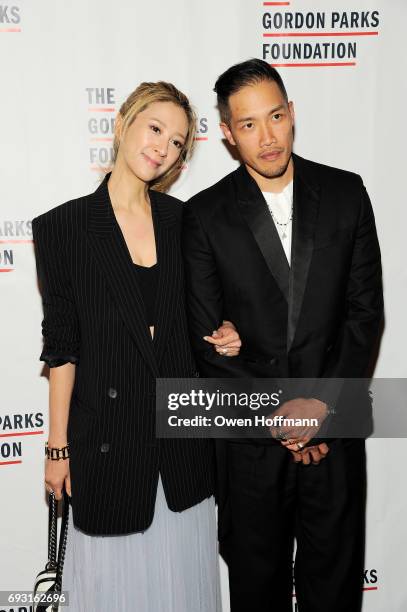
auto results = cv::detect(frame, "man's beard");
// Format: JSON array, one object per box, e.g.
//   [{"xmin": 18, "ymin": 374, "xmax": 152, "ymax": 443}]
[{"xmin": 255, "ymin": 154, "xmax": 291, "ymax": 179}]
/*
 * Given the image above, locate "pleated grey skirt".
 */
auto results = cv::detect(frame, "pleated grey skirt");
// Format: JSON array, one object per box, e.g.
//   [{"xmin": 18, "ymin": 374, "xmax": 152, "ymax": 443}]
[{"xmin": 62, "ymin": 475, "xmax": 221, "ymax": 612}]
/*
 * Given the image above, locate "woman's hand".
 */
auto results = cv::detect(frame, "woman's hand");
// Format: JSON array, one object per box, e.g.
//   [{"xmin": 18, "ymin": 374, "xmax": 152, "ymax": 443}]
[
  {"xmin": 45, "ymin": 457, "xmax": 71, "ymax": 500},
  {"xmin": 203, "ymin": 320, "xmax": 242, "ymax": 357}
]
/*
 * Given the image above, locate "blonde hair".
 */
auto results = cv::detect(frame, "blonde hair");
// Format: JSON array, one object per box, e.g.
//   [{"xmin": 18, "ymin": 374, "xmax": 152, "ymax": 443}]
[{"xmin": 112, "ymin": 81, "xmax": 197, "ymax": 192}]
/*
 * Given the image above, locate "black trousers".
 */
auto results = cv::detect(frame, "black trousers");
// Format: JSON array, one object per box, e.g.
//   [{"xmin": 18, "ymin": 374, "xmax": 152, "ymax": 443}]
[{"xmin": 220, "ymin": 439, "xmax": 366, "ymax": 612}]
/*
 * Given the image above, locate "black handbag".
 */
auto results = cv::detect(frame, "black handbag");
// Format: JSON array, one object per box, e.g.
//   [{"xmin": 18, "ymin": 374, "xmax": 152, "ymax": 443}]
[{"xmin": 33, "ymin": 488, "xmax": 70, "ymax": 611}]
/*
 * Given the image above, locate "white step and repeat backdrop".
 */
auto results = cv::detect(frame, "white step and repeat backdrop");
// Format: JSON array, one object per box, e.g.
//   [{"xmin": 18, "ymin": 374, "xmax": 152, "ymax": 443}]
[{"xmin": 1, "ymin": 0, "xmax": 406, "ymax": 610}]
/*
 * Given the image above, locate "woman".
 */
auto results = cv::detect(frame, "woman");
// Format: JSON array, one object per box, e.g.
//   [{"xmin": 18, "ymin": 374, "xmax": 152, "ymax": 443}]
[{"xmin": 32, "ymin": 81, "xmax": 241, "ymax": 611}]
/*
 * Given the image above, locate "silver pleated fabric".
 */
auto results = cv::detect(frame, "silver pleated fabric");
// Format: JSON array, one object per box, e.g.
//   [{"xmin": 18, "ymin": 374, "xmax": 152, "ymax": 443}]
[{"xmin": 62, "ymin": 475, "xmax": 222, "ymax": 612}]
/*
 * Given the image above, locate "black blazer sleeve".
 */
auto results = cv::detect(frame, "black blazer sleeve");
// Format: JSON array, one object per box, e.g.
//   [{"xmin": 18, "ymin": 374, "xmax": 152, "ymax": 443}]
[
  {"xmin": 313, "ymin": 178, "xmax": 384, "ymax": 407},
  {"xmin": 32, "ymin": 215, "xmax": 80, "ymax": 368},
  {"xmin": 182, "ymin": 201, "xmax": 258, "ymax": 378}
]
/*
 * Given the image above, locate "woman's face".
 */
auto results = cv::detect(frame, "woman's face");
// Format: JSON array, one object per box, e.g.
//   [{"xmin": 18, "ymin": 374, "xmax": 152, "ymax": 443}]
[{"xmin": 117, "ymin": 101, "xmax": 189, "ymax": 183}]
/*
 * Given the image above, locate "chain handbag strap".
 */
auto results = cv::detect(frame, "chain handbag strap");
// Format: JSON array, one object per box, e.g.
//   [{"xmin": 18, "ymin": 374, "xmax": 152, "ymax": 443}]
[
  {"xmin": 55, "ymin": 488, "xmax": 70, "ymax": 594},
  {"xmin": 46, "ymin": 492, "xmax": 58, "ymax": 571}
]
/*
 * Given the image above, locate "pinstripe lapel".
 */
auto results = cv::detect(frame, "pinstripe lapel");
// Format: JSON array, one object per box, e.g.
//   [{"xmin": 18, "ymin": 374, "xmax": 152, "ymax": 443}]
[
  {"xmin": 87, "ymin": 175, "xmax": 160, "ymax": 378},
  {"xmin": 150, "ymin": 191, "xmax": 181, "ymax": 367}
]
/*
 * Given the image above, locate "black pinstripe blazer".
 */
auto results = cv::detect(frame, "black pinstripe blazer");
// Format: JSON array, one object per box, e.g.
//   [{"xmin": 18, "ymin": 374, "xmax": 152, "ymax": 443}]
[{"xmin": 32, "ymin": 174, "xmax": 214, "ymax": 535}]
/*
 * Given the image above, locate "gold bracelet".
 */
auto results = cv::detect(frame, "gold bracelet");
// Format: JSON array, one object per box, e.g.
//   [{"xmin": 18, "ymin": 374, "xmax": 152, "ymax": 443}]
[{"xmin": 45, "ymin": 441, "xmax": 70, "ymax": 460}]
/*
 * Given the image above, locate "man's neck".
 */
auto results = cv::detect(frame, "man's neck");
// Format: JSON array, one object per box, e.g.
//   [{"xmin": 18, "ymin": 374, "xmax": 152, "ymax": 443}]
[{"xmin": 246, "ymin": 156, "xmax": 294, "ymax": 194}]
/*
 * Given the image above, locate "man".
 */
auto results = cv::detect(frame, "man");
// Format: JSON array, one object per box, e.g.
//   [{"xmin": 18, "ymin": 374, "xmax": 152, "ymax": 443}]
[{"xmin": 182, "ymin": 59, "xmax": 383, "ymax": 611}]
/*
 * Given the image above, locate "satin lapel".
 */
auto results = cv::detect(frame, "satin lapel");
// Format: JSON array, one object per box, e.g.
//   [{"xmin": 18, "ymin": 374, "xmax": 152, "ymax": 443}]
[
  {"xmin": 150, "ymin": 191, "xmax": 181, "ymax": 367},
  {"xmin": 86, "ymin": 175, "xmax": 160, "ymax": 378},
  {"xmin": 234, "ymin": 165, "xmax": 290, "ymax": 302},
  {"xmin": 287, "ymin": 160, "xmax": 320, "ymax": 350}
]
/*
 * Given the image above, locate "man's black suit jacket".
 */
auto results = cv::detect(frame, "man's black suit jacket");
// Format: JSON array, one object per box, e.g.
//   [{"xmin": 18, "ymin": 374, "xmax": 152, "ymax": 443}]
[
  {"xmin": 182, "ymin": 153, "xmax": 383, "ymax": 525},
  {"xmin": 33, "ymin": 174, "xmax": 214, "ymax": 535}
]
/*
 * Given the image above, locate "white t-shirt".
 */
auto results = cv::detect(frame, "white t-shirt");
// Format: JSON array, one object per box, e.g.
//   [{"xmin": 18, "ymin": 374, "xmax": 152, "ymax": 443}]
[{"xmin": 262, "ymin": 180, "xmax": 293, "ymax": 265}]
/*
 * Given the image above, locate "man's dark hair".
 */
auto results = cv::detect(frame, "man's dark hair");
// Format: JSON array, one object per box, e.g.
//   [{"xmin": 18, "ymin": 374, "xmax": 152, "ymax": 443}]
[{"xmin": 214, "ymin": 58, "xmax": 288, "ymax": 124}]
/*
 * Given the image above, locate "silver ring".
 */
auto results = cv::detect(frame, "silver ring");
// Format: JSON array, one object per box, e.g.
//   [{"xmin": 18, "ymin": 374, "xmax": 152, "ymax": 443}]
[
  {"xmin": 222, "ymin": 348, "xmax": 228, "ymax": 354},
  {"xmin": 297, "ymin": 442, "xmax": 304, "ymax": 450}
]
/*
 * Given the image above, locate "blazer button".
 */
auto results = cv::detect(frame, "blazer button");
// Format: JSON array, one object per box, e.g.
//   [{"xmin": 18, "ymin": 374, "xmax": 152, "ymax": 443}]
[
  {"xmin": 100, "ymin": 443, "xmax": 110, "ymax": 453},
  {"xmin": 108, "ymin": 387, "xmax": 117, "ymax": 399}
]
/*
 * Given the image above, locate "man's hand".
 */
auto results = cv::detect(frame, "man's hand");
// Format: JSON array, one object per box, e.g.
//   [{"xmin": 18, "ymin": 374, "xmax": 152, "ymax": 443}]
[
  {"xmin": 270, "ymin": 397, "xmax": 328, "ymax": 442},
  {"xmin": 203, "ymin": 320, "xmax": 242, "ymax": 357},
  {"xmin": 289, "ymin": 443, "xmax": 330, "ymax": 466}
]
